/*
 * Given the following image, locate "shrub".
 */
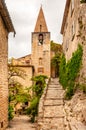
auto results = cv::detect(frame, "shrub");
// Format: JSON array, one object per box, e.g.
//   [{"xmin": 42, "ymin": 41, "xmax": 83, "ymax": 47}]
[
  {"xmin": 26, "ymin": 97, "xmax": 39, "ymax": 122},
  {"xmin": 26, "ymin": 75, "xmax": 48, "ymax": 122}
]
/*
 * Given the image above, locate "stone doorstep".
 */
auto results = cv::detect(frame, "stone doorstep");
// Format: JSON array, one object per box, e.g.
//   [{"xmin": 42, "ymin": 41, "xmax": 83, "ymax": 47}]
[{"xmin": 44, "ymin": 106, "xmax": 65, "ymax": 118}]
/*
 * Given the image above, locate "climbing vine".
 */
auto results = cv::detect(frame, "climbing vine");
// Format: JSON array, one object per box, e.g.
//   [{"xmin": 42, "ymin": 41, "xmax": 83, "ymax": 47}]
[{"xmin": 59, "ymin": 44, "xmax": 83, "ymax": 99}]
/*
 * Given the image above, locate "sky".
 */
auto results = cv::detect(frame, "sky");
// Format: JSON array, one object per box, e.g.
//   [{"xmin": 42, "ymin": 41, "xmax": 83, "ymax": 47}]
[{"xmin": 5, "ymin": 0, "xmax": 66, "ymax": 58}]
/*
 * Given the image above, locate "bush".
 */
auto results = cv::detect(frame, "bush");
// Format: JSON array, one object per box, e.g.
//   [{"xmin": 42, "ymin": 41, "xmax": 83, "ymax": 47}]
[
  {"xmin": 26, "ymin": 97, "xmax": 39, "ymax": 122},
  {"xmin": 26, "ymin": 75, "xmax": 48, "ymax": 122}
]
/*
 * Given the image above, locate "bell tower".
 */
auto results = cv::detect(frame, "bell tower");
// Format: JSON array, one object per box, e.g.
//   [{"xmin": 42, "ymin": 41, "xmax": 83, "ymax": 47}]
[{"xmin": 31, "ymin": 7, "xmax": 51, "ymax": 77}]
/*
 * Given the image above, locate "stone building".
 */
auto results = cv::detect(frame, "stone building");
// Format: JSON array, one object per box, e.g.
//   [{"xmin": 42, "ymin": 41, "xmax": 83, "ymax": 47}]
[
  {"xmin": 12, "ymin": 7, "xmax": 51, "ymax": 88},
  {"xmin": 61, "ymin": 0, "xmax": 86, "ymax": 82},
  {"xmin": 0, "ymin": 0, "xmax": 15, "ymax": 129}
]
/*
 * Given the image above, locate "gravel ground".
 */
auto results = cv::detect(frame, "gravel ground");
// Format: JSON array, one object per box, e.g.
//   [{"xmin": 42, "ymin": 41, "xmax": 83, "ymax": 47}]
[{"xmin": 6, "ymin": 115, "xmax": 36, "ymax": 130}]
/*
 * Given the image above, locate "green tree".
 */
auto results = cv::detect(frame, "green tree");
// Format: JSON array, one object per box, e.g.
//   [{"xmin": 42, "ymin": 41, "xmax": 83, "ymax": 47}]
[
  {"xmin": 8, "ymin": 62, "xmax": 30, "ymax": 119},
  {"xmin": 51, "ymin": 40, "xmax": 62, "ymax": 77},
  {"xmin": 51, "ymin": 54, "xmax": 61, "ymax": 76}
]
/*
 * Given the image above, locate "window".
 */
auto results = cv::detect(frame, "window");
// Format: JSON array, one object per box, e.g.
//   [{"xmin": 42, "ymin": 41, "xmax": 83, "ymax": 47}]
[
  {"xmin": 25, "ymin": 60, "xmax": 30, "ymax": 64},
  {"xmin": 39, "ymin": 58, "xmax": 42, "ymax": 65},
  {"xmin": 38, "ymin": 67, "xmax": 44, "ymax": 73},
  {"xmin": 38, "ymin": 33, "xmax": 43, "ymax": 45}
]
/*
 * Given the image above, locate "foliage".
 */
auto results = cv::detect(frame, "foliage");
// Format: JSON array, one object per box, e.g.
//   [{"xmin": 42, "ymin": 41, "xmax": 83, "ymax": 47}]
[
  {"xmin": 26, "ymin": 97, "xmax": 39, "ymax": 122},
  {"xmin": 59, "ymin": 44, "xmax": 83, "ymax": 99},
  {"xmin": 8, "ymin": 66, "xmax": 26, "ymax": 80},
  {"xmin": 59, "ymin": 54, "xmax": 67, "ymax": 88},
  {"xmin": 9, "ymin": 80, "xmax": 30, "ymax": 104},
  {"xmin": 32, "ymin": 75, "xmax": 48, "ymax": 97},
  {"xmin": 8, "ymin": 65, "xmax": 30, "ymax": 119},
  {"xmin": 51, "ymin": 54, "xmax": 61, "ymax": 77},
  {"xmin": 26, "ymin": 75, "xmax": 48, "ymax": 122},
  {"xmin": 80, "ymin": 84, "xmax": 86, "ymax": 93},
  {"xmin": 65, "ymin": 81, "xmax": 75, "ymax": 100},
  {"xmin": 80, "ymin": 0, "xmax": 86, "ymax": 3},
  {"xmin": 8, "ymin": 105, "xmax": 14, "ymax": 121},
  {"xmin": 51, "ymin": 40, "xmax": 62, "ymax": 54},
  {"xmin": 51, "ymin": 41, "xmax": 62, "ymax": 77},
  {"xmin": 15, "ymin": 92, "xmax": 30, "ymax": 103}
]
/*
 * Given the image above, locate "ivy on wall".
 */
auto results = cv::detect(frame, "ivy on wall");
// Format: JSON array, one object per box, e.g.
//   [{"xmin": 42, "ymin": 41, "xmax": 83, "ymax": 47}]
[{"xmin": 59, "ymin": 44, "xmax": 83, "ymax": 99}]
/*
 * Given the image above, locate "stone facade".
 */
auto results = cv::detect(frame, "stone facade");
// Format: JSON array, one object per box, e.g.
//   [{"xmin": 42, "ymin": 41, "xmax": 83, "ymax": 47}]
[
  {"xmin": 61, "ymin": 0, "xmax": 86, "ymax": 82},
  {"xmin": 12, "ymin": 55, "xmax": 33, "ymax": 88},
  {"xmin": 0, "ymin": 0, "xmax": 15, "ymax": 129}
]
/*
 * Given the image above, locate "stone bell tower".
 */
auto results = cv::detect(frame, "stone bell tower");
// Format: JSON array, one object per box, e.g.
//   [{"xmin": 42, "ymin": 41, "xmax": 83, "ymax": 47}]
[{"xmin": 31, "ymin": 7, "xmax": 51, "ymax": 77}]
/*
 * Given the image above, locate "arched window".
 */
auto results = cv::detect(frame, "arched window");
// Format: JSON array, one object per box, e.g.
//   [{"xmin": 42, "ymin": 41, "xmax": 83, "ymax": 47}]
[
  {"xmin": 38, "ymin": 33, "xmax": 43, "ymax": 45},
  {"xmin": 39, "ymin": 58, "xmax": 42, "ymax": 65}
]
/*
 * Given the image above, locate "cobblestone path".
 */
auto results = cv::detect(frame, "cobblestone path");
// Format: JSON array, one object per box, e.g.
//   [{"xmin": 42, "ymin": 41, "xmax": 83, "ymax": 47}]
[
  {"xmin": 6, "ymin": 115, "xmax": 36, "ymax": 130},
  {"xmin": 37, "ymin": 78, "xmax": 65, "ymax": 130}
]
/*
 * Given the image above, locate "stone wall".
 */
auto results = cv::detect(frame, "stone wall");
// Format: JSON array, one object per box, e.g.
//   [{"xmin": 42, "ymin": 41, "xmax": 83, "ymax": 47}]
[
  {"xmin": 78, "ymin": 4, "xmax": 86, "ymax": 83},
  {"xmin": 64, "ymin": 91, "xmax": 86, "ymax": 130},
  {"xmin": 62, "ymin": 1, "xmax": 86, "ymax": 83},
  {"xmin": 32, "ymin": 32, "xmax": 51, "ymax": 78},
  {"xmin": 0, "ymin": 15, "xmax": 8, "ymax": 129},
  {"xmin": 11, "ymin": 66, "xmax": 33, "ymax": 89},
  {"xmin": 62, "ymin": 0, "xmax": 80, "ymax": 60}
]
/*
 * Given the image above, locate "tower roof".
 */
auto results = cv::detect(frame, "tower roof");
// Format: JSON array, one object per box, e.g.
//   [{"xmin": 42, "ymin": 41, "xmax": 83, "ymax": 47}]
[{"xmin": 34, "ymin": 6, "xmax": 48, "ymax": 32}]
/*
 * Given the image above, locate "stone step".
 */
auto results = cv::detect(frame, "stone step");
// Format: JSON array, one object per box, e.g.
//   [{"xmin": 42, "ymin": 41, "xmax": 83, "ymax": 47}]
[
  {"xmin": 46, "ymin": 89, "xmax": 64, "ymax": 99},
  {"xmin": 45, "ymin": 97, "xmax": 64, "ymax": 100},
  {"xmin": 48, "ymin": 87, "xmax": 63, "ymax": 90},
  {"xmin": 44, "ymin": 106, "xmax": 65, "ymax": 118},
  {"xmin": 44, "ymin": 99, "xmax": 64, "ymax": 106},
  {"xmin": 41, "ymin": 118, "xmax": 65, "ymax": 130},
  {"xmin": 50, "ymin": 85, "xmax": 61, "ymax": 88},
  {"xmin": 48, "ymin": 84, "xmax": 63, "ymax": 89}
]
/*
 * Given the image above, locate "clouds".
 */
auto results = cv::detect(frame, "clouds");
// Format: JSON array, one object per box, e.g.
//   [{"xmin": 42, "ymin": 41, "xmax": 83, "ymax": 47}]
[{"xmin": 5, "ymin": 0, "xmax": 66, "ymax": 58}]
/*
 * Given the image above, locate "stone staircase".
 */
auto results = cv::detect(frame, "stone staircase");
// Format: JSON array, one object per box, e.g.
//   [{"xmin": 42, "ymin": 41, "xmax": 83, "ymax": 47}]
[{"xmin": 37, "ymin": 78, "xmax": 65, "ymax": 130}]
